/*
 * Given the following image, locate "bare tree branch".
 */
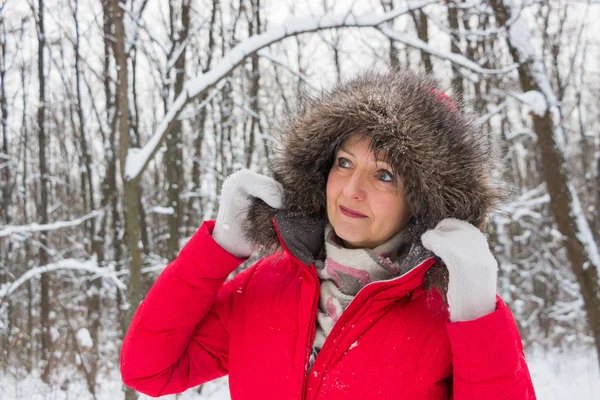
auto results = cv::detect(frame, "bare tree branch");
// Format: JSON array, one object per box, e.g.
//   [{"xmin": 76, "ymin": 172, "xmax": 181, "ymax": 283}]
[
  {"xmin": 0, "ymin": 210, "xmax": 103, "ymax": 237},
  {"xmin": 123, "ymin": 0, "xmax": 439, "ymax": 181},
  {"xmin": 377, "ymin": 26, "xmax": 518, "ymax": 77}
]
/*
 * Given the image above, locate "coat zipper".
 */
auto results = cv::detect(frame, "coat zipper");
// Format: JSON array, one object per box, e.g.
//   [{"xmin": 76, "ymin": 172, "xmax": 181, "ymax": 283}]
[
  {"xmin": 270, "ymin": 219, "xmax": 320, "ymax": 400},
  {"xmin": 301, "ymin": 264, "xmax": 319, "ymax": 400}
]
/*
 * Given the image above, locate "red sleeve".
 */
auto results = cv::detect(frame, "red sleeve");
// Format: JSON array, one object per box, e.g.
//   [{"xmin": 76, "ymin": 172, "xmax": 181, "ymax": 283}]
[
  {"xmin": 120, "ymin": 220, "xmax": 249, "ymax": 396},
  {"xmin": 447, "ymin": 295, "xmax": 537, "ymax": 400}
]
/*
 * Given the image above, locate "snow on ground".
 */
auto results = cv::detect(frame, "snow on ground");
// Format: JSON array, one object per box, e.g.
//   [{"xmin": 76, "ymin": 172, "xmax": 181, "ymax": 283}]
[
  {"xmin": 1, "ymin": 348, "xmax": 598, "ymax": 399},
  {"xmin": 528, "ymin": 346, "xmax": 599, "ymax": 400}
]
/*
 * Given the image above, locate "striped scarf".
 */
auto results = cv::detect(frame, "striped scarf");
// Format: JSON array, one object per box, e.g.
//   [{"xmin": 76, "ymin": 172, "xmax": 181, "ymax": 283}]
[{"xmin": 309, "ymin": 224, "xmax": 412, "ymax": 370}]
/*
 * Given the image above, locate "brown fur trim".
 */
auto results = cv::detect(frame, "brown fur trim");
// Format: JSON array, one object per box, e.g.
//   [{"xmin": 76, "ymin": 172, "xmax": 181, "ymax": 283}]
[{"xmin": 243, "ymin": 69, "xmax": 505, "ymax": 293}]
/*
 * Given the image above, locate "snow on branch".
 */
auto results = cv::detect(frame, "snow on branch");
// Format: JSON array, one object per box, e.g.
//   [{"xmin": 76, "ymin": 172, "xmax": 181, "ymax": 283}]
[
  {"xmin": 377, "ymin": 26, "xmax": 518, "ymax": 77},
  {"xmin": 167, "ymin": 35, "xmax": 193, "ymax": 73},
  {"xmin": 497, "ymin": 184, "xmax": 550, "ymax": 223},
  {"xmin": 548, "ymin": 298, "xmax": 585, "ymax": 322},
  {"xmin": 427, "ymin": 1, "xmax": 523, "ymax": 40},
  {"xmin": 568, "ymin": 182, "xmax": 600, "ymax": 272},
  {"xmin": 177, "ymin": 78, "xmax": 228, "ymax": 121},
  {"xmin": 510, "ymin": 90, "xmax": 548, "ymax": 117},
  {"xmin": 149, "ymin": 206, "xmax": 175, "ymax": 215},
  {"xmin": 0, "ymin": 259, "xmax": 126, "ymax": 300},
  {"xmin": 124, "ymin": 0, "xmax": 438, "ymax": 181},
  {"xmin": 477, "ymin": 100, "xmax": 509, "ymax": 125},
  {"xmin": 507, "ymin": 8, "xmax": 563, "ymax": 150},
  {"xmin": 0, "ymin": 210, "xmax": 102, "ymax": 238},
  {"xmin": 120, "ymin": 0, "xmax": 150, "ymax": 55}
]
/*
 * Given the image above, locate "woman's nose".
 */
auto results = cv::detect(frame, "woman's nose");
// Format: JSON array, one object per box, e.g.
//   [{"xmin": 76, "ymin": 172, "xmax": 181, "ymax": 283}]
[{"xmin": 342, "ymin": 171, "xmax": 366, "ymax": 200}]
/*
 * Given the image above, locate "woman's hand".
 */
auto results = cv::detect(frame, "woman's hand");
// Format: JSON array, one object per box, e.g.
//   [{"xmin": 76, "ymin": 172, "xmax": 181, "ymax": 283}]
[
  {"xmin": 213, "ymin": 169, "xmax": 284, "ymax": 258},
  {"xmin": 421, "ymin": 218, "xmax": 498, "ymax": 322}
]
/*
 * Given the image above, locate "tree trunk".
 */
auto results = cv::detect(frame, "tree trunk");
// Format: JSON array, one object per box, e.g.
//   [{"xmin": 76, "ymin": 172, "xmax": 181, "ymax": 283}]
[
  {"xmin": 246, "ymin": 0, "xmax": 262, "ymax": 168},
  {"xmin": 446, "ymin": 0, "xmax": 463, "ymax": 101},
  {"xmin": 112, "ymin": 1, "xmax": 141, "ymax": 398},
  {"xmin": 100, "ymin": 0, "xmax": 127, "ymax": 335},
  {"xmin": 72, "ymin": 0, "xmax": 100, "ymax": 393},
  {"xmin": 1, "ymin": 15, "xmax": 9, "ymax": 229},
  {"xmin": 0, "ymin": 14, "xmax": 11, "ymax": 354},
  {"xmin": 411, "ymin": 10, "xmax": 433, "ymax": 73},
  {"xmin": 18, "ymin": 56, "xmax": 34, "ymax": 373},
  {"xmin": 35, "ymin": 0, "xmax": 52, "ymax": 383},
  {"xmin": 130, "ymin": 49, "xmax": 151, "ymax": 257},
  {"xmin": 188, "ymin": 0, "xmax": 218, "ymax": 230},
  {"xmin": 380, "ymin": 0, "xmax": 400, "ymax": 68},
  {"xmin": 165, "ymin": 0, "xmax": 191, "ymax": 261}
]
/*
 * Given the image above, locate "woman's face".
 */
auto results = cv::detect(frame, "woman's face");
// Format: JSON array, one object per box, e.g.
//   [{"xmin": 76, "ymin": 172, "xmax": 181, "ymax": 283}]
[{"xmin": 326, "ymin": 135, "xmax": 412, "ymax": 249}]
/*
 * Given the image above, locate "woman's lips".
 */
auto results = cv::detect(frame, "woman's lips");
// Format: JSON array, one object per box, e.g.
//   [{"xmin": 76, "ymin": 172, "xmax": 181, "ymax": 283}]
[{"xmin": 340, "ymin": 205, "xmax": 367, "ymax": 218}]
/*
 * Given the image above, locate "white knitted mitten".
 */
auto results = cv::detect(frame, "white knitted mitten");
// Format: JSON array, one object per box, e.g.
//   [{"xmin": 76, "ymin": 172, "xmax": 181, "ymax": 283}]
[
  {"xmin": 212, "ymin": 169, "xmax": 284, "ymax": 258},
  {"xmin": 421, "ymin": 218, "xmax": 498, "ymax": 322}
]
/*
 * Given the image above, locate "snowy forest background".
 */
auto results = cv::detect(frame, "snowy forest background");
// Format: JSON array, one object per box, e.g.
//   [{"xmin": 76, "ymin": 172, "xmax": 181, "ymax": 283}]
[{"xmin": 0, "ymin": 0, "xmax": 599, "ymax": 398}]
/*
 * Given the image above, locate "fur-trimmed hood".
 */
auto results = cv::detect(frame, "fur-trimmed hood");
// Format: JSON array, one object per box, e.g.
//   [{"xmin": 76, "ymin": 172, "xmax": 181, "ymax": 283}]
[{"xmin": 244, "ymin": 69, "xmax": 501, "ymax": 261}]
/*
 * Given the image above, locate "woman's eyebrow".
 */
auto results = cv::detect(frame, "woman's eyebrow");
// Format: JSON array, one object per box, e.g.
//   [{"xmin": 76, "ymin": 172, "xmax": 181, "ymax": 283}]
[{"xmin": 339, "ymin": 147, "xmax": 392, "ymax": 168}]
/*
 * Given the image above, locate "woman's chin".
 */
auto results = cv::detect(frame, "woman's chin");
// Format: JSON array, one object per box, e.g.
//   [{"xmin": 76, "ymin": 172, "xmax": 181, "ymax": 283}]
[{"xmin": 333, "ymin": 228, "xmax": 365, "ymax": 249}]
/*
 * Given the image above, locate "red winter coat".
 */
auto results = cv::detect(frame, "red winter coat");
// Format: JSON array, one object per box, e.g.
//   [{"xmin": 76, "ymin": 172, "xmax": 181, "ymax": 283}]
[{"xmin": 120, "ymin": 220, "xmax": 536, "ymax": 399}]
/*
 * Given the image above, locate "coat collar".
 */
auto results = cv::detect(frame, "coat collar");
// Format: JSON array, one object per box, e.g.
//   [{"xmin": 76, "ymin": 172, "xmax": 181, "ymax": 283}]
[
  {"xmin": 272, "ymin": 212, "xmax": 326, "ymax": 266},
  {"xmin": 271, "ymin": 212, "xmax": 437, "ymax": 301}
]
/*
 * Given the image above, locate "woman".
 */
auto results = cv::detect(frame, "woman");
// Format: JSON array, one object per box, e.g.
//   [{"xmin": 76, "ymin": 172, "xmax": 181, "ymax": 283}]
[{"xmin": 120, "ymin": 69, "xmax": 536, "ymax": 399}]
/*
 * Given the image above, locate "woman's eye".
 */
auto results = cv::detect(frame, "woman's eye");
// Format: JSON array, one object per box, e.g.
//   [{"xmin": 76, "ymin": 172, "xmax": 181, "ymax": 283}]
[
  {"xmin": 337, "ymin": 157, "xmax": 350, "ymax": 168},
  {"xmin": 378, "ymin": 170, "xmax": 394, "ymax": 182}
]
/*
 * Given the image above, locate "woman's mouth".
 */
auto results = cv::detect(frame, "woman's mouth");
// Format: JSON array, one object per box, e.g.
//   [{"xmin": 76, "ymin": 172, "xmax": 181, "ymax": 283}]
[{"xmin": 340, "ymin": 205, "xmax": 367, "ymax": 218}]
